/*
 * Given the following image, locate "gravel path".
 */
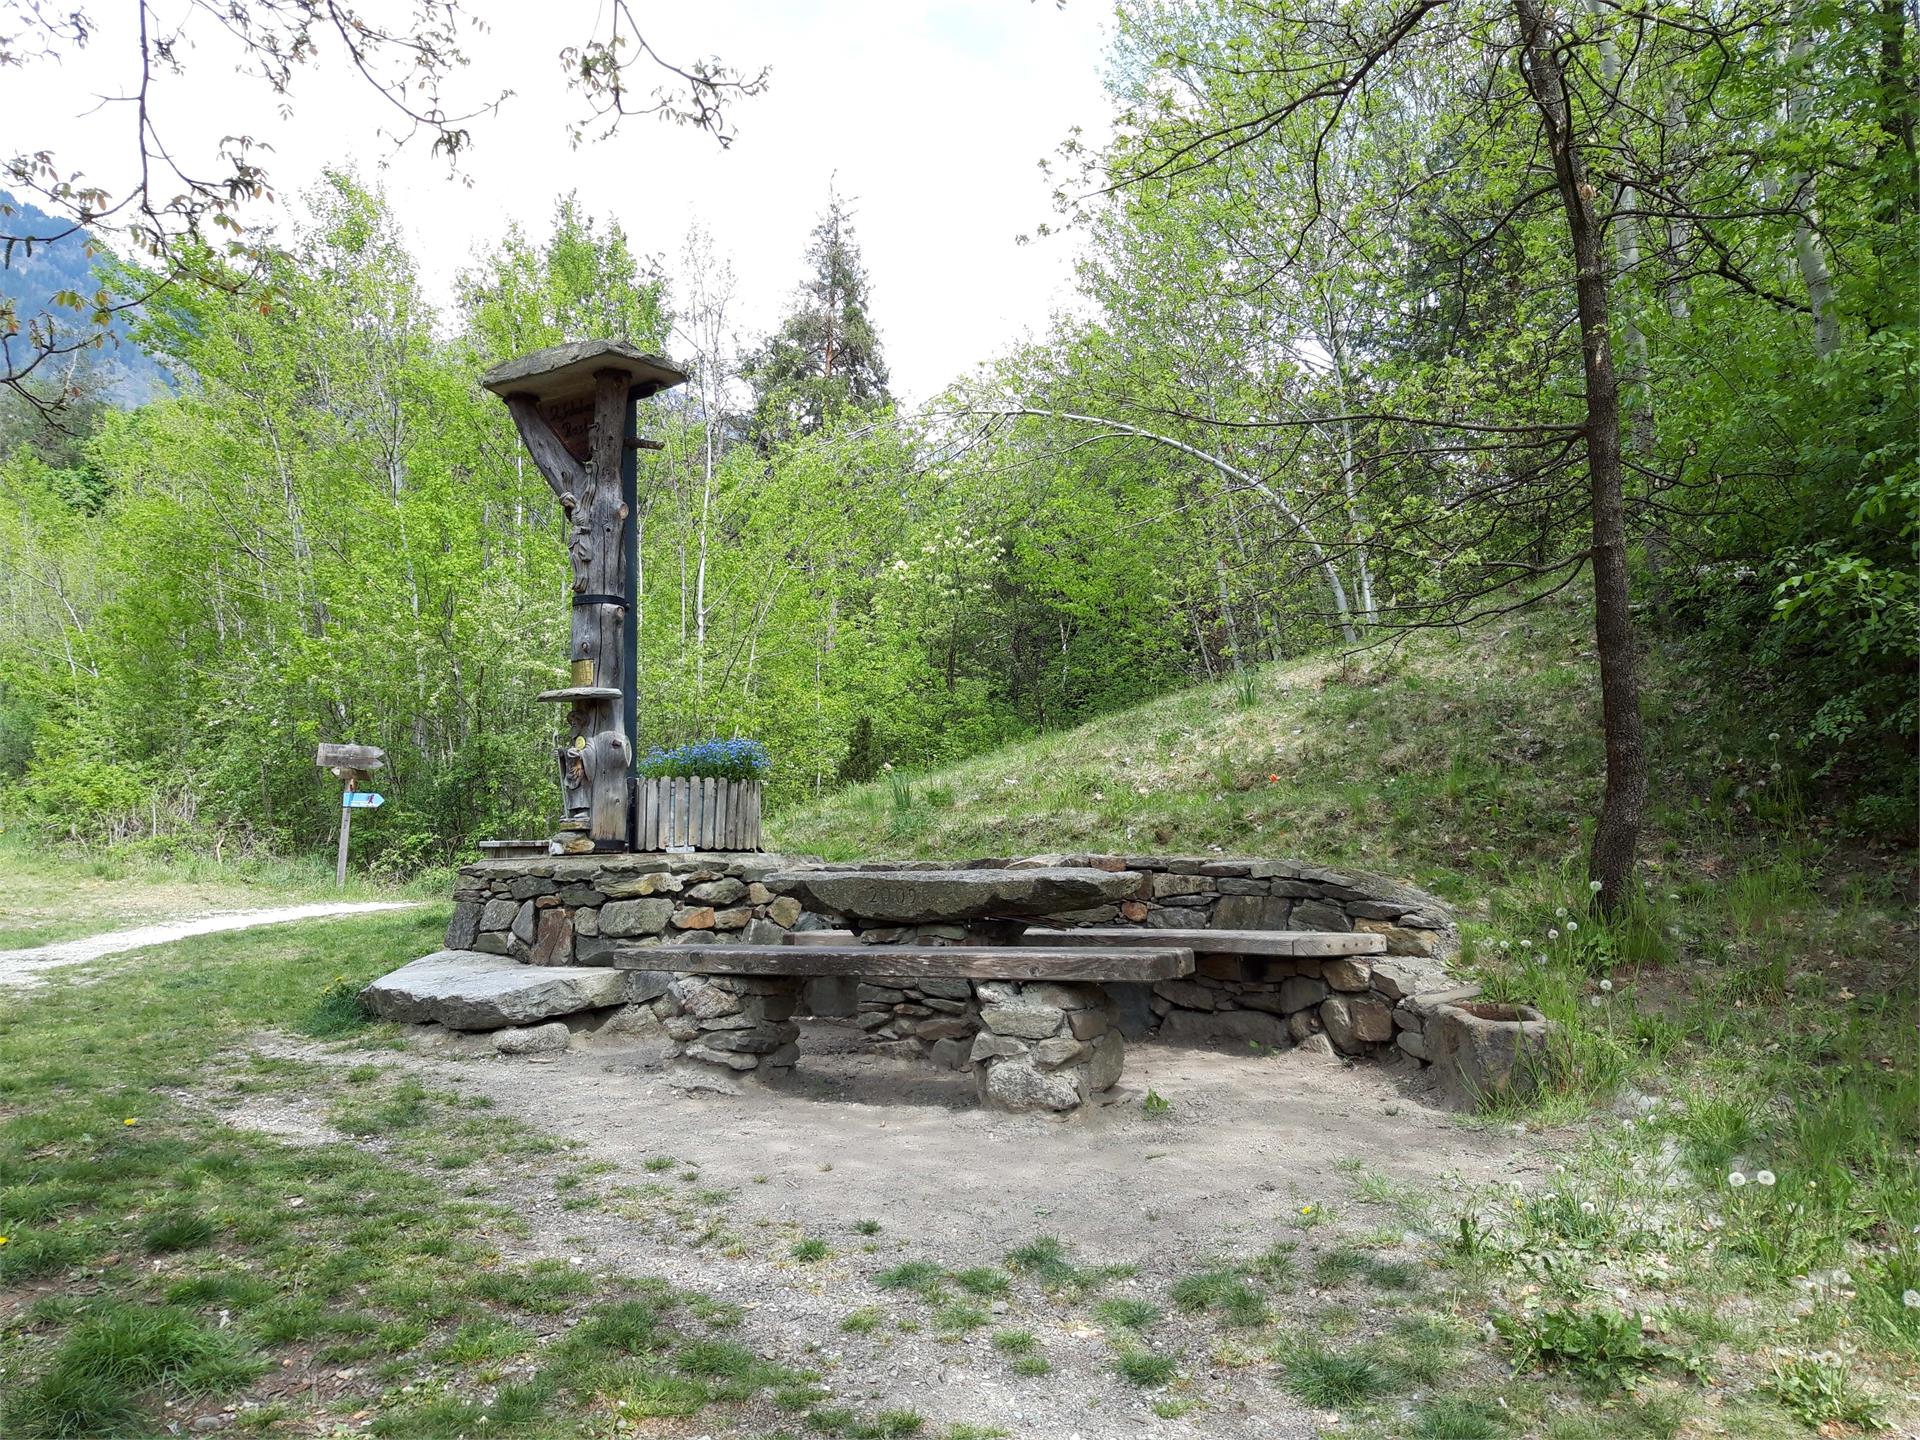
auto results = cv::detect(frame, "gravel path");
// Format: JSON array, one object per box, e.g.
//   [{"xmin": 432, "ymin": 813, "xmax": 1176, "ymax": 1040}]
[{"xmin": 0, "ymin": 902, "xmax": 420, "ymax": 989}]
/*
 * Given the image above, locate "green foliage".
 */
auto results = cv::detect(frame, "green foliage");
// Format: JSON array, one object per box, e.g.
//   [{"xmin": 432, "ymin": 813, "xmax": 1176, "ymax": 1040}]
[
  {"xmin": 1492, "ymin": 1306, "xmax": 1675, "ymax": 1391},
  {"xmin": 1766, "ymin": 1353, "xmax": 1885, "ymax": 1431},
  {"xmin": 1113, "ymin": 1347, "xmax": 1176, "ymax": 1386},
  {"xmin": 1278, "ymin": 1342, "xmax": 1398, "ymax": 1407},
  {"xmin": 745, "ymin": 192, "xmax": 889, "ymax": 444}
]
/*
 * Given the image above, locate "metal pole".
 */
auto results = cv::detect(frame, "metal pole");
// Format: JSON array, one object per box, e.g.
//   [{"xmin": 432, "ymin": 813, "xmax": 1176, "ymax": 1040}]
[{"xmin": 621, "ymin": 391, "xmax": 640, "ymax": 851}]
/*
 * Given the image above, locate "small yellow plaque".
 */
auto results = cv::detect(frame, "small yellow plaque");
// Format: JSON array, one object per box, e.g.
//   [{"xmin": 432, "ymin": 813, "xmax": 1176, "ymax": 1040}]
[{"xmin": 570, "ymin": 658, "xmax": 595, "ymax": 686}]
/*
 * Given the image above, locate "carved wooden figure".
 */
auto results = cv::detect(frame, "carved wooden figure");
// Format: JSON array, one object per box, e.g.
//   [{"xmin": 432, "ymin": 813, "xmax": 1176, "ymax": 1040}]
[{"xmin": 482, "ymin": 341, "xmax": 687, "ymax": 852}]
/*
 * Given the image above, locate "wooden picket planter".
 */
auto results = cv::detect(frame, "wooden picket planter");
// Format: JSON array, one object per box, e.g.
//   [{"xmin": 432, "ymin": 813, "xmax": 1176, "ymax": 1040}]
[{"xmin": 636, "ymin": 777, "xmax": 763, "ymax": 852}]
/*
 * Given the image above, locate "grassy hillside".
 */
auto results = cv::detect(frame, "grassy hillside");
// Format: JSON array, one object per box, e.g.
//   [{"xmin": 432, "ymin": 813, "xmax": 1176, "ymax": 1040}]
[
  {"xmin": 778, "ymin": 587, "xmax": 1875, "ymax": 894},
  {"xmin": 774, "ymin": 589, "xmax": 1920, "ymax": 1425}
]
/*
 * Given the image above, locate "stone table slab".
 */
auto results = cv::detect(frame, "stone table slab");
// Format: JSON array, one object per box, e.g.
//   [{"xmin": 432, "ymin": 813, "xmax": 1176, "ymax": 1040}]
[{"xmin": 767, "ymin": 867, "xmax": 1142, "ymax": 923}]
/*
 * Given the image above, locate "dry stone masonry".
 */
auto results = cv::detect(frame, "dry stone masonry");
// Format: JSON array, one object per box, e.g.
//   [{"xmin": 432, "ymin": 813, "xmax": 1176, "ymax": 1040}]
[{"xmin": 373, "ymin": 850, "xmax": 1481, "ymax": 1109}]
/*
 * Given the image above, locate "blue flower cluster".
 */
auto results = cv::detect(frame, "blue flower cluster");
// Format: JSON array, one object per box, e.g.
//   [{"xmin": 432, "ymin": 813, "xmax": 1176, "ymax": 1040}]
[{"xmin": 635, "ymin": 738, "xmax": 770, "ymax": 782}]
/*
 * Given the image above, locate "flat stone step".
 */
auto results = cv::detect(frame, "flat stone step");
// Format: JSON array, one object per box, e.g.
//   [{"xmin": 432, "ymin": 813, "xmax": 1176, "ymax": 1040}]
[
  {"xmin": 361, "ymin": 950, "xmax": 628, "ymax": 1030},
  {"xmin": 609, "ymin": 944, "xmax": 1194, "ymax": 982},
  {"xmin": 765, "ymin": 866, "xmax": 1141, "ymax": 923},
  {"xmin": 1019, "ymin": 927, "xmax": 1386, "ymax": 957}
]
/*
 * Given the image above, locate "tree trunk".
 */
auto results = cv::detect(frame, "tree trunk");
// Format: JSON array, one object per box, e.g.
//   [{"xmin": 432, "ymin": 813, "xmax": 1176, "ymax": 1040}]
[{"xmin": 1515, "ymin": 0, "xmax": 1648, "ymax": 916}]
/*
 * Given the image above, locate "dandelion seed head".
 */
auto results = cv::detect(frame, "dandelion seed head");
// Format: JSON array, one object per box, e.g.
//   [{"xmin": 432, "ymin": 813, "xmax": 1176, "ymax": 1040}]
[
  {"xmin": 1728, "ymin": 1171, "xmax": 1748, "ymax": 1188},
  {"xmin": 1756, "ymin": 1170, "xmax": 1776, "ymax": 1187}
]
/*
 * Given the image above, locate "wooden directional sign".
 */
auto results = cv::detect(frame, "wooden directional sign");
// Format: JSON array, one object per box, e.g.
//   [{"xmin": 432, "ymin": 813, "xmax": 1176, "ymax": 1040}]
[
  {"xmin": 342, "ymin": 792, "xmax": 386, "ymax": 810},
  {"xmin": 316, "ymin": 743, "xmax": 385, "ymax": 772}
]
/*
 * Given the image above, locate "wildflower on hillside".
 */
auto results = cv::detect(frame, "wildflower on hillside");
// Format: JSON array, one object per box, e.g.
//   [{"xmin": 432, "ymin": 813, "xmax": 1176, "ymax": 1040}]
[
  {"xmin": 1499, "ymin": 940, "xmax": 1511, "ymax": 951},
  {"xmin": 1589, "ymin": 879, "xmax": 1603, "ymax": 893},
  {"xmin": 0, "ymin": 1236, "xmax": 9, "ymax": 1246},
  {"xmin": 1768, "ymin": 732, "xmax": 1781, "ymax": 742},
  {"xmin": 1599, "ymin": 978, "xmax": 1613, "ymax": 992},
  {"xmin": 1903, "ymin": 1289, "xmax": 1920, "ymax": 1309},
  {"xmin": 1756, "ymin": 1170, "xmax": 1776, "ymax": 1187},
  {"xmin": 1300, "ymin": 1204, "xmax": 1314, "ymax": 1216},
  {"xmin": 1589, "ymin": 996, "xmax": 1603, "ymax": 1007},
  {"xmin": 1548, "ymin": 928, "xmax": 1560, "ymax": 941},
  {"xmin": 1729, "ymin": 1171, "xmax": 1748, "ymax": 1188},
  {"xmin": 123, "ymin": 1118, "xmax": 138, "ymax": 1127},
  {"xmin": 1267, "ymin": 774, "xmax": 1280, "ymax": 783},
  {"xmin": 1580, "ymin": 1201, "xmax": 1597, "ymax": 1215},
  {"xmin": 1520, "ymin": 939, "xmax": 1532, "ymax": 949},
  {"xmin": 1555, "ymin": 906, "xmax": 1568, "ymax": 919},
  {"xmin": 1566, "ymin": 920, "xmax": 1578, "ymax": 932}
]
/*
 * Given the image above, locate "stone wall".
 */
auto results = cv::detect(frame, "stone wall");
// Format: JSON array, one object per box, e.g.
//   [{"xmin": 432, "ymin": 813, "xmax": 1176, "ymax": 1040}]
[{"xmin": 444, "ymin": 851, "xmax": 1461, "ymax": 1067}]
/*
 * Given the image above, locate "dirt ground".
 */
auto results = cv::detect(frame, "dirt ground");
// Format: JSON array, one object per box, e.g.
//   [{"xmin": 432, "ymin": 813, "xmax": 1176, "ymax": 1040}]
[{"xmin": 234, "ymin": 1022, "xmax": 1549, "ymax": 1439}]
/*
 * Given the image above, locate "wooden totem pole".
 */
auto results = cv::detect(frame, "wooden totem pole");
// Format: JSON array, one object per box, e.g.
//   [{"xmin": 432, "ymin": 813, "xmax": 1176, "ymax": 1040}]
[{"xmin": 481, "ymin": 340, "xmax": 688, "ymax": 853}]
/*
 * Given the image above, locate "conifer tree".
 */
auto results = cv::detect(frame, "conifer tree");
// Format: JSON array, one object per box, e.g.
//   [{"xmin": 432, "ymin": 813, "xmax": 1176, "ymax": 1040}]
[{"xmin": 746, "ymin": 191, "xmax": 889, "ymax": 443}]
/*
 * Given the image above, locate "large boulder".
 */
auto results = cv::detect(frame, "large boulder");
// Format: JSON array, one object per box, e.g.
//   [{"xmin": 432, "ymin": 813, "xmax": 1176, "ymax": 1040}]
[
  {"xmin": 765, "ymin": 867, "xmax": 1141, "ymax": 923},
  {"xmin": 361, "ymin": 950, "xmax": 628, "ymax": 1030}
]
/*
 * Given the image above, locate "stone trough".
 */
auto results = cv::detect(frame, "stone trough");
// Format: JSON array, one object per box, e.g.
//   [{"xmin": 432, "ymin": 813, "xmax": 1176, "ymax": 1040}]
[{"xmin": 364, "ymin": 851, "xmax": 1510, "ymax": 1113}]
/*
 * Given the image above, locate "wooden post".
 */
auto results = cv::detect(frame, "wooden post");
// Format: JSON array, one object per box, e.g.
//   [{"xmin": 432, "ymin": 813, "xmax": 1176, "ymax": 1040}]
[
  {"xmin": 481, "ymin": 341, "xmax": 687, "ymax": 854},
  {"xmin": 335, "ymin": 791, "xmax": 353, "ymax": 888},
  {"xmin": 316, "ymin": 744, "xmax": 385, "ymax": 888}
]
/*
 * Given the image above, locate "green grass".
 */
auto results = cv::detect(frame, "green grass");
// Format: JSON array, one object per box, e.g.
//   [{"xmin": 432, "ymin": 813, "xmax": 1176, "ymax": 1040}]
[
  {"xmin": 1092, "ymin": 1297, "xmax": 1161, "ymax": 1331},
  {"xmin": 1279, "ymin": 1341, "xmax": 1398, "ymax": 1407},
  {"xmin": 1004, "ymin": 1234, "xmax": 1132, "ymax": 1296},
  {"xmin": 0, "ymin": 824, "xmax": 421, "ymax": 949},
  {"xmin": 1169, "ymin": 1267, "xmax": 1269, "ymax": 1326},
  {"xmin": 1113, "ymin": 1347, "xmax": 1177, "ymax": 1386},
  {"xmin": 0, "ymin": 909, "xmax": 833, "ymax": 1438}
]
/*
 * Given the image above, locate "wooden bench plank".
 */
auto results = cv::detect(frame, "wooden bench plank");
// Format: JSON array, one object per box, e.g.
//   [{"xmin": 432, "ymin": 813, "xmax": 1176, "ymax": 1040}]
[
  {"xmin": 607, "ymin": 944, "xmax": 1195, "ymax": 981},
  {"xmin": 1018, "ymin": 927, "xmax": 1386, "ymax": 958}
]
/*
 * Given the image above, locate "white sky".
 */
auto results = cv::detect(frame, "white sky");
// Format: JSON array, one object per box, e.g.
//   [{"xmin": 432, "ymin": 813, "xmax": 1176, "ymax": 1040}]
[{"xmin": 2, "ymin": 1, "xmax": 1116, "ymax": 403}]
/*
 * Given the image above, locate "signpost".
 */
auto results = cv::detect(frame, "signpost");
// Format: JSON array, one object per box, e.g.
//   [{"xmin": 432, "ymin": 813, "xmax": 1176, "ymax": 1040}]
[{"xmin": 317, "ymin": 743, "xmax": 387, "ymax": 886}]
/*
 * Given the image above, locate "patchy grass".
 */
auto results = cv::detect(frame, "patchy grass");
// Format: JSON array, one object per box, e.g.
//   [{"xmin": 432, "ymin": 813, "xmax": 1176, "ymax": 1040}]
[
  {"xmin": 0, "ymin": 825, "xmax": 421, "ymax": 950},
  {"xmin": 0, "ymin": 909, "xmax": 855, "ymax": 1438}
]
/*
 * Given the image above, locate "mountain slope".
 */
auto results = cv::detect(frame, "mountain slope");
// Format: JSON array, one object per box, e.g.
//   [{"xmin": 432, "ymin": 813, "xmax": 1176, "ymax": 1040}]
[{"xmin": 1, "ymin": 192, "xmax": 170, "ymax": 404}]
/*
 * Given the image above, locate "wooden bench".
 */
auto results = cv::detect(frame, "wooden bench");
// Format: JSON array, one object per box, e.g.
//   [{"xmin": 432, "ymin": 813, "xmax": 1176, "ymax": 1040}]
[
  {"xmin": 610, "ymin": 942, "xmax": 1194, "ymax": 980},
  {"xmin": 607, "ymin": 938, "xmax": 1191, "ymax": 1113},
  {"xmin": 1017, "ymin": 927, "xmax": 1385, "ymax": 957}
]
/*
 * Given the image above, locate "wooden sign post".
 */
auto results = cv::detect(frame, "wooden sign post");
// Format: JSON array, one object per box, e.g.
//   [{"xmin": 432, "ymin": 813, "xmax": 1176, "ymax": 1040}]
[
  {"xmin": 317, "ymin": 743, "xmax": 387, "ymax": 886},
  {"xmin": 481, "ymin": 340, "xmax": 687, "ymax": 854}
]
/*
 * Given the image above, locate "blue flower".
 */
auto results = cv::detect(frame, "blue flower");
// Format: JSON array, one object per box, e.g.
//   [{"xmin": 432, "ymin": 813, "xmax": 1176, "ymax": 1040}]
[{"xmin": 635, "ymin": 738, "xmax": 770, "ymax": 782}]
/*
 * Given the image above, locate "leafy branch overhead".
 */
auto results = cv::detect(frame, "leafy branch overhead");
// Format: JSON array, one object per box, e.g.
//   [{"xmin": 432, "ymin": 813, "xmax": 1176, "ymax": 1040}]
[{"xmin": 0, "ymin": 0, "xmax": 767, "ymax": 399}]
